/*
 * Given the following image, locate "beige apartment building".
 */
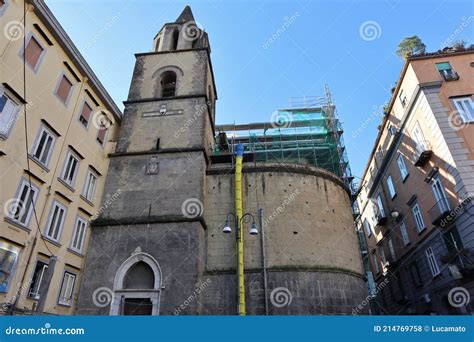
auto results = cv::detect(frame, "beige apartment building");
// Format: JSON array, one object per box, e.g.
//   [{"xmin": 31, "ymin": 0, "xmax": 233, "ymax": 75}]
[
  {"xmin": 0, "ymin": 0, "xmax": 121, "ymax": 314},
  {"xmin": 356, "ymin": 47, "xmax": 474, "ymax": 314}
]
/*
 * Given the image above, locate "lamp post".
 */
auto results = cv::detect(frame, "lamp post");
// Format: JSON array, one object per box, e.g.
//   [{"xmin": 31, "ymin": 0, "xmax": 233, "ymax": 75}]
[{"xmin": 222, "ymin": 212, "xmax": 258, "ymax": 315}]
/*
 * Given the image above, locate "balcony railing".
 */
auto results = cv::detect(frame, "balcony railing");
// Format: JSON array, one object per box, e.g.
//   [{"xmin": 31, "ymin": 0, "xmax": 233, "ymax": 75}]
[
  {"xmin": 375, "ymin": 211, "xmax": 388, "ymax": 226},
  {"xmin": 428, "ymin": 197, "xmax": 452, "ymax": 225},
  {"xmin": 440, "ymin": 69, "xmax": 460, "ymax": 82},
  {"xmin": 413, "ymin": 141, "xmax": 433, "ymax": 167}
]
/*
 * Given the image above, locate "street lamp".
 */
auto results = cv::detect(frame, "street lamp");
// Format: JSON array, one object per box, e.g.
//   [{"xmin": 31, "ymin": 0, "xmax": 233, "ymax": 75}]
[
  {"xmin": 222, "ymin": 212, "xmax": 258, "ymax": 236},
  {"xmin": 222, "ymin": 211, "xmax": 258, "ymax": 315}
]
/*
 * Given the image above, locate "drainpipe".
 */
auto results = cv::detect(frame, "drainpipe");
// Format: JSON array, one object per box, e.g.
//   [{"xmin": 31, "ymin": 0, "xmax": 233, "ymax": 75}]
[
  {"xmin": 234, "ymin": 144, "xmax": 245, "ymax": 315},
  {"xmin": 258, "ymin": 207, "xmax": 268, "ymax": 315}
]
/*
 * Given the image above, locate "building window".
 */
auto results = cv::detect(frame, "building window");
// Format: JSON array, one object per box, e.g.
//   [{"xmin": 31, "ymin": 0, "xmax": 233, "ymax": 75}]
[
  {"xmin": 44, "ymin": 201, "xmax": 67, "ymax": 242},
  {"xmin": 376, "ymin": 194, "xmax": 385, "ymax": 217},
  {"xmin": 411, "ymin": 203, "xmax": 426, "ymax": 233},
  {"xmin": 377, "ymin": 145, "xmax": 384, "ymax": 160},
  {"xmin": 9, "ymin": 178, "xmax": 39, "ymax": 227},
  {"xmin": 399, "ymin": 221, "xmax": 410, "ymax": 245},
  {"xmin": 0, "ymin": 242, "xmax": 20, "ymax": 293},
  {"xmin": 436, "ymin": 62, "xmax": 459, "ymax": 81},
  {"xmin": 31, "ymin": 126, "xmax": 56, "ymax": 167},
  {"xmin": 23, "ymin": 35, "xmax": 45, "ymax": 71},
  {"xmin": 452, "ymin": 97, "xmax": 474, "ymax": 123},
  {"xmin": 78, "ymin": 101, "xmax": 93, "ymax": 128},
  {"xmin": 430, "ymin": 176, "xmax": 450, "ymax": 213},
  {"xmin": 396, "ymin": 154, "xmax": 409, "ymax": 181},
  {"xmin": 425, "ymin": 247, "xmax": 440, "ymax": 277},
  {"xmin": 58, "ymin": 271, "xmax": 76, "ymax": 306},
  {"xmin": 372, "ymin": 253, "xmax": 380, "ymax": 274},
  {"xmin": 28, "ymin": 260, "xmax": 48, "ymax": 299},
  {"xmin": 96, "ymin": 122, "xmax": 108, "ymax": 146},
  {"xmin": 363, "ymin": 218, "xmax": 372, "ymax": 237},
  {"xmin": 171, "ymin": 29, "xmax": 179, "ymax": 51},
  {"xmin": 386, "ymin": 175, "xmax": 396, "ymax": 199},
  {"xmin": 399, "ymin": 89, "xmax": 407, "ymax": 108},
  {"xmin": 388, "ymin": 238, "xmax": 396, "ymax": 260},
  {"xmin": 0, "ymin": 88, "xmax": 20, "ymax": 139},
  {"xmin": 379, "ymin": 246, "xmax": 386, "ymax": 265},
  {"xmin": 71, "ymin": 216, "xmax": 87, "ymax": 253},
  {"xmin": 82, "ymin": 169, "xmax": 98, "ymax": 202},
  {"xmin": 387, "ymin": 123, "xmax": 397, "ymax": 136},
  {"xmin": 408, "ymin": 262, "xmax": 422, "ymax": 287},
  {"xmin": 54, "ymin": 74, "xmax": 73, "ymax": 105},
  {"xmin": 160, "ymin": 71, "xmax": 177, "ymax": 98},
  {"xmin": 61, "ymin": 151, "xmax": 80, "ymax": 187}
]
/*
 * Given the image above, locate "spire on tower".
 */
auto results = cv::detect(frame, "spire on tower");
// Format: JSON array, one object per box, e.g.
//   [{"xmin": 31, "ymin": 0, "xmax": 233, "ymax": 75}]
[{"xmin": 175, "ymin": 6, "xmax": 195, "ymax": 23}]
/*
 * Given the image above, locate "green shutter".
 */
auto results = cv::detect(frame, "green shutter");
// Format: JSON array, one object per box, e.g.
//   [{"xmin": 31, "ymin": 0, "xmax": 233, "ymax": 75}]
[{"xmin": 436, "ymin": 62, "xmax": 452, "ymax": 71}]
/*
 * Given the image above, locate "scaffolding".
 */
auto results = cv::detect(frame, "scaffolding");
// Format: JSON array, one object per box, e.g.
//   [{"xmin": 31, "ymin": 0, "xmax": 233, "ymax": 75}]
[{"xmin": 213, "ymin": 86, "xmax": 354, "ymax": 190}]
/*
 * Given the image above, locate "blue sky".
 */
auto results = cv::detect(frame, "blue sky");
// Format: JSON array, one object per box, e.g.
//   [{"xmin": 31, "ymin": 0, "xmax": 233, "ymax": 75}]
[{"xmin": 47, "ymin": 0, "xmax": 473, "ymax": 180}]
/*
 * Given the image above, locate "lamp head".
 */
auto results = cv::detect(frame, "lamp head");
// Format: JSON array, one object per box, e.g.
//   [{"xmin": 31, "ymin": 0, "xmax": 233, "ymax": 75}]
[
  {"xmin": 249, "ymin": 222, "xmax": 258, "ymax": 235},
  {"xmin": 223, "ymin": 219, "xmax": 232, "ymax": 233}
]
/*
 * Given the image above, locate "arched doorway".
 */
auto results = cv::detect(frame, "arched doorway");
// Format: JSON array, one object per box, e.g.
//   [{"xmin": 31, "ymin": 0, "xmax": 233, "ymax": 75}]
[{"xmin": 110, "ymin": 252, "xmax": 162, "ymax": 315}]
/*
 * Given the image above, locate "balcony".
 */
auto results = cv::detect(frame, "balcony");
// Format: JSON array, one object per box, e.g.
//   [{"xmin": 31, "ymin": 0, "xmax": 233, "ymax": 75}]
[
  {"xmin": 413, "ymin": 141, "xmax": 432, "ymax": 167},
  {"xmin": 440, "ymin": 69, "xmax": 460, "ymax": 82},
  {"xmin": 375, "ymin": 211, "xmax": 388, "ymax": 226},
  {"xmin": 428, "ymin": 197, "xmax": 452, "ymax": 225}
]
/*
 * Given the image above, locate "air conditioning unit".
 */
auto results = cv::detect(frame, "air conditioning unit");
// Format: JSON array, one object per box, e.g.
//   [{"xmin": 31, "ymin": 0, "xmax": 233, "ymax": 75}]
[{"xmin": 421, "ymin": 293, "xmax": 431, "ymax": 303}]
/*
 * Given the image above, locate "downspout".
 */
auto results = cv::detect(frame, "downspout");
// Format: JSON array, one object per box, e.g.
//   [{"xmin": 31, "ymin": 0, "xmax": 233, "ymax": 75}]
[
  {"xmin": 235, "ymin": 144, "xmax": 245, "ymax": 315},
  {"xmin": 258, "ymin": 207, "xmax": 269, "ymax": 315}
]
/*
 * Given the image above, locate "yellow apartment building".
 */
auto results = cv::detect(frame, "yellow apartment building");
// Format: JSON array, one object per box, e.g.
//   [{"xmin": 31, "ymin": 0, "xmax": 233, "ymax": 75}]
[{"xmin": 0, "ymin": 0, "xmax": 121, "ymax": 314}]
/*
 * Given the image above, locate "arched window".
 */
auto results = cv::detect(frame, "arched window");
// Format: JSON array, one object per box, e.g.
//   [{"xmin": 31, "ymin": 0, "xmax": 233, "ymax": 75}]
[
  {"xmin": 161, "ymin": 71, "xmax": 177, "ymax": 98},
  {"xmin": 171, "ymin": 29, "xmax": 179, "ymax": 51},
  {"xmin": 110, "ymin": 252, "xmax": 162, "ymax": 316}
]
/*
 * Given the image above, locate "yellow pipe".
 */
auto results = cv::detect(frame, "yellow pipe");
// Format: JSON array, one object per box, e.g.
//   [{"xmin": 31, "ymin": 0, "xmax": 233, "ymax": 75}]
[{"xmin": 235, "ymin": 144, "xmax": 245, "ymax": 315}]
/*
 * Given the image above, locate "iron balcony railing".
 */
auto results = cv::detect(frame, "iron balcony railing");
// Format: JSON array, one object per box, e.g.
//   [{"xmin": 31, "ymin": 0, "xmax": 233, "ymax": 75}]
[
  {"xmin": 413, "ymin": 140, "xmax": 433, "ymax": 167},
  {"xmin": 428, "ymin": 197, "xmax": 452, "ymax": 225}
]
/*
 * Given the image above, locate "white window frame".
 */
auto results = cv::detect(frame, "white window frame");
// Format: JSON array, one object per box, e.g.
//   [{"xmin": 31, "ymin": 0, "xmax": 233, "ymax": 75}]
[
  {"xmin": 78, "ymin": 99, "xmax": 93, "ymax": 129},
  {"xmin": 430, "ymin": 176, "xmax": 450, "ymax": 213},
  {"xmin": 363, "ymin": 218, "xmax": 372, "ymax": 237},
  {"xmin": 61, "ymin": 150, "xmax": 80, "ymax": 187},
  {"xmin": 58, "ymin": 271, "xmax": 76, "ymax": 306},
  {"xmin": 19, "ymin": 32, "xmax": 47, "ymax": 73},
  {"xmin": 399, "ymin": 221, "xmax": 410, "ymax": 246},
  {"xmin": 376, "ymin": 194, "xmax": 385, "ymax": 217},
  {"xmin": 82, "ymin": 169, "xmax": 98, "ymax": 202},
  {"xmin": 70, "ymin": 216, "xmax": 87, "ymax": 253},
  {"xmin": 425, "ymin": 247, "xmax": 440, "ymax": 277},
  {"xmin": 54, "ymin": 72, "xmax": 74, "ymax": 106},
  {"xmin": 388, "ymin": 238, "xmax": 395, "ymax": 260},
  {"xmin": 28, "ymin": 260, "xmax": 48, "ymax": 299},
  {"xmin": 44, "ymin": 200, "xmax": 67, "ymax": 242},
  {"xmin": 31, "ymin": 126, "xmax": 56, "ymax": 167},
  {"xmin": 452, "ymin": 97, "xmax": 474, "ymax": 123},
  {"xmin": 0, "ymin": 87, "xmax": 20, "ymax": 139},
  {"xmin": 386, "ymin": 175, "xmax": 396, "ymax": 199},
  {"xmin": 412, "ymin": 203, "xmax": 426, "ymax": 233},
  {"xmin": 9, "ymin": 178, "xmax": 39, "ymax": 227},
  {"xmin": 372, "ymin": 253, "xmax": 380, "ymax": 274},
  {"xmin": 396, "ymin": 154, "xmax": 409, "ymax": 180}
]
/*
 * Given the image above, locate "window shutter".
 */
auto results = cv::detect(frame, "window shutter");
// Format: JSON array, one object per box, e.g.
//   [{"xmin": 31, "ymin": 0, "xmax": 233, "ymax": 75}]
[
  {"xmin": 97, "ymin": 126, "xmax": 107, "ymax": 144},
  {"xmin": 81, "ymin": 102, "xmax": 92, "ymax": 122},
  {"xmin": 56, "ymin": 76, "xmax": 72, "ymax": 103},
  {"xmin": 25, "ymin": 37, "xmax": 44, "ymax": 69},
  {"xmin": 435, "ymin": 62, "xmax": 451, "ymax": 71}
]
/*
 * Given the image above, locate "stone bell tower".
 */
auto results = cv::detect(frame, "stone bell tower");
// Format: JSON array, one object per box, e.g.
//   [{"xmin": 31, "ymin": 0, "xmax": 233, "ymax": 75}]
[{"xmin": 76, "ymin": 6, "xmax": 217, "ymax": 315}]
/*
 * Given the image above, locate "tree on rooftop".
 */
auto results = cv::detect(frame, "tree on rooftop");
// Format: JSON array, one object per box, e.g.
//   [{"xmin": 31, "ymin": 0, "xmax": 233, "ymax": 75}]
[{"xmin": 396, "ymin": 36, "xmax": 426, "ymax": 59}]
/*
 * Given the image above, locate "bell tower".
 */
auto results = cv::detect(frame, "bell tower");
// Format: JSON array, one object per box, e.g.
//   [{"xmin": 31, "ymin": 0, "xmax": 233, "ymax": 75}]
[{"xmin": 76, "ymin": 6, "xmax": 217, "ymax": 315}]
